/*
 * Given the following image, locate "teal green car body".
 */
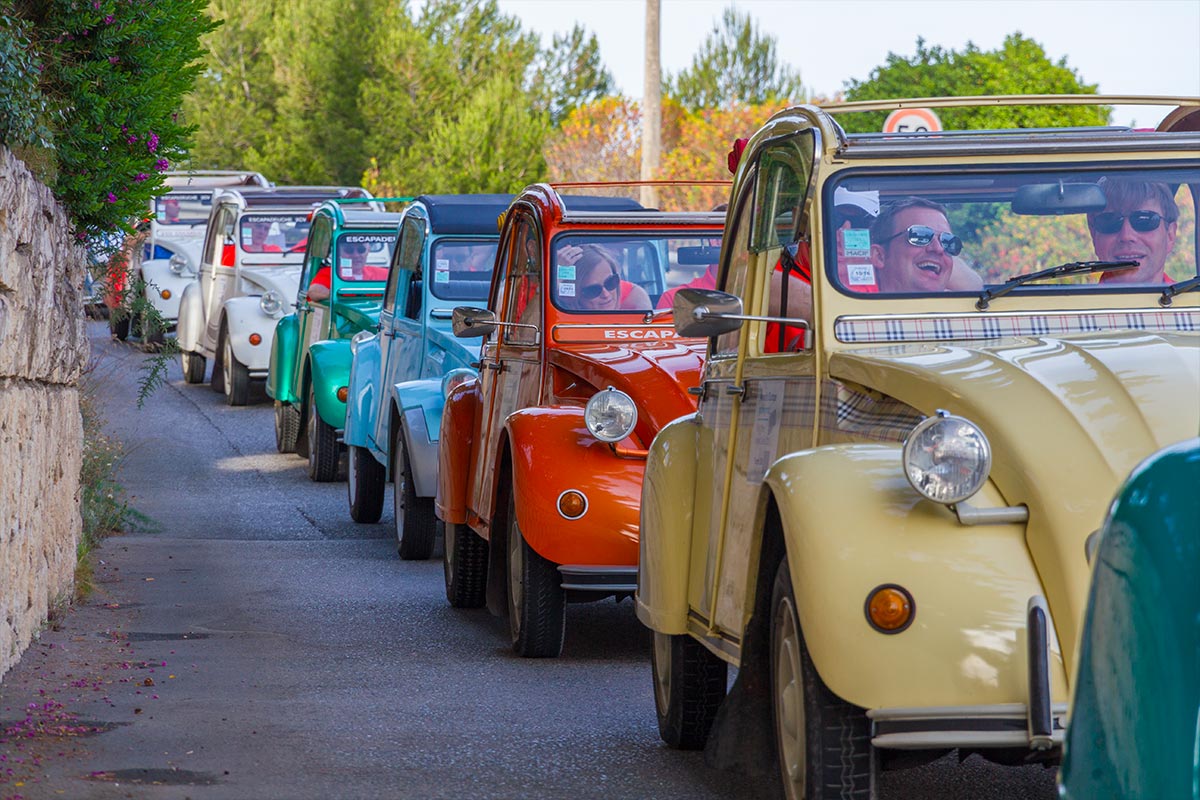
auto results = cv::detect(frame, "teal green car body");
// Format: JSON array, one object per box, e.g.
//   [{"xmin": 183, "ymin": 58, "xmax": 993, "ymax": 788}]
[{"xmin": 1059, "ymin": 436, "xmax": 1200, "ymax": 800}]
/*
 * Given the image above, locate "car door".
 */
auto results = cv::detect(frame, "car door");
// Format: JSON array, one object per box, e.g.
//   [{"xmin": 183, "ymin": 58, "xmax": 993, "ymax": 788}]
[
  {"xmin": 469, "ymin": 212, "xmax": 542, "ymax": 535},
  {"xmin": 293, "ymin": 216, "xmax": 333, "ymax": 400},
  {"xmin": 200, "ymin": 204, "xmax": 235, "ymax": 352},
  {"xmin": 690, "ymin": 130, "xmax": 819, "ymax": 641},
  {"xmin": 375, "ymin": 212, "xmax": 425, "ymax": 451}
]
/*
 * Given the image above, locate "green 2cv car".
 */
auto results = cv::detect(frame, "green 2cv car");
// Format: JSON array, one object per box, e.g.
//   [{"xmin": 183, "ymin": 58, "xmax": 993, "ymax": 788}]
[{"xmin": 267, "ymin": 201, "xmax": 400, "ymax": 481}]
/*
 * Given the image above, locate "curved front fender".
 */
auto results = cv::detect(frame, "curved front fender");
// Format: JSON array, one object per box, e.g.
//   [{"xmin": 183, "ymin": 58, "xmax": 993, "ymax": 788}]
[
  {"xmin": 139, "ymin": 259, "xmax": 193, "ymax": 322},
  {"xmin": 764, "ymin": 444, "xmax": 1068, "ymax": 712},
  {"xmin": 393, "ymin": 378, "xmax": 453, "ymax": 498},
  {"xmin": 223, "ymin": 296, "xmax": 277, "ymax": 371},
  {"xmin": 176, "ymin": 282, "xmax": 204, "ymax": 353},
  {"xmin": 267, "ymin": 313, "xmax": 299, "ymax": 403},
  {"xmin": 309, "ymin": 339, "xmax": 353, "ymax": 428},
  {"xmin": 344, "ymin": 334, "xmax": 382, "ymax": 450},
  {"xmin": 435, "ymin": 379, "xmax": 480, "ymax": 525},
  {"xmin": 508, "ymin": 407, "xmax": 642, "ymax": 567},
  {"xmin": 636, "ymin": 413, "xmax": 701, "ymax": 635}
]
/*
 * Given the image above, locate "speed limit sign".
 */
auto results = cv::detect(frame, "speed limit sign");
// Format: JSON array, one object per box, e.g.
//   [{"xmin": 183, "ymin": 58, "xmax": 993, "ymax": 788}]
[{"xmin": 883, "ymin": 108, "xmax": 943, "ymax": 133}]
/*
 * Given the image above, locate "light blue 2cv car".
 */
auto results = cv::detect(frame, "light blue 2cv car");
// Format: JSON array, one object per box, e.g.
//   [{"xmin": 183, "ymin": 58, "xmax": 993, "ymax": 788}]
[{"xmin": 343, "ymin": 194, "xmax": 513, "ymax": 559}]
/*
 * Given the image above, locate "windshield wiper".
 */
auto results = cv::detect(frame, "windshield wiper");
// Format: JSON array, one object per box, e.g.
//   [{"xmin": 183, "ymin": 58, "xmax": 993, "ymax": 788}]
[
  {"xmin": 976, "ymin": 260, "xmax": 1138, "ymax": 310},
  {"xmin": 1160, "ymin": 275, "xmax": 1200, "ymax": 307}
]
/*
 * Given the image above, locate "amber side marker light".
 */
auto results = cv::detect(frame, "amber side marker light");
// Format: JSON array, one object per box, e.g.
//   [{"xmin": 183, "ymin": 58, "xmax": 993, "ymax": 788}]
[
  {"xmin": 160, "ymin": 289, "xmax": 172, "ymax": 300},
  {"xmin": 865, "ymin": 584, "xmax": 915, "ymax": 634},
  {"xmin": 336, "ymin": 386, "xmax": 349, "ymax": 403},
  {"xmin": 557, "ymin": 490, "xmax": 587, "ymax": 520},
  {"xmin": 248, "ymin": 333, "xmax": 262, "ymax": 346}
]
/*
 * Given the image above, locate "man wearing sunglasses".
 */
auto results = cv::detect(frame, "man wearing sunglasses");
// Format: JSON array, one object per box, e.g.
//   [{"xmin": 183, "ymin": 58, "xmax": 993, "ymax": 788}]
[
  {"xmin": 1089, "ymin": 179, "xmax": 1180, "ymax": 285},
  {"xmin": 869, "ymin": 197, "xmax": 963, "ymax": 293}
]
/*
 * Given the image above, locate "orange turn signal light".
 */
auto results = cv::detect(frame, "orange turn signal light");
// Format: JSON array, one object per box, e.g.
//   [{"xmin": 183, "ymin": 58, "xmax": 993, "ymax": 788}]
[
  {"xmin": 557, "ymin": 490, "xmax": 587, "ymax": 520},
  {"xmin": 159, "ymin": 288, "xmax": 172, "ymax": 300},
  {"xmin": 248, "ymin": 333, "xmax": 262, "ymax": 346},
  {"xmin": 336, "ymin": 386, "xmax": 349, "ymax": 403},
  {"xmin": 865, "ymin": 584, "xmax": 914, "ymax": 634}
]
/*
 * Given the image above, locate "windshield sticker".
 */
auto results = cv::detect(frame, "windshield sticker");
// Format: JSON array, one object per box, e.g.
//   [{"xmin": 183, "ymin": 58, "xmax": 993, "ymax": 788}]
[
  {"xmin": 557, "ymin": 264, "xmax": 576, "ymax": 281},
  {"xmin": 340, "ymin": 258, "xmax": 353, "ymax": 268},
  {"xmin": 342, "ymin": 234, "xmax": 395, "ymax": 244},
  {"xmin": 164, "ymin": 192, "xmax": 209, "ymax": 204},
  {"xmin": 748, "ymin": 380, "xmax": 785, "ymax": 484},
  {"xmin": 436, "ymin": 258, "xmax": 450, "ymax": 271},
  {"xmin": 846, "ymin": 263, "xmax": 877, "ymax": 287},
  {"xmin": 841, "ymin": 229, "xmax": 871, "ymax": 259},
  {"xmin": 558, "ymin": 282, "xmax": 576, "ymax": 297},
  {"xmin": 242, "ymin": 214, "xmax": 307, "ymax": 226},
  {"xmin": 435, "ymin": 271, "xmax": 450, "ymax": 283},
  {"xmin": 241, "ymin": 232, "xmax": 254, "ymax": 245}
]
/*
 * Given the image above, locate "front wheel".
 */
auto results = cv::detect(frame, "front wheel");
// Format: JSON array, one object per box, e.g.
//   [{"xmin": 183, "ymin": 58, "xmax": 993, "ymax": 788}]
[
  {"xmin": 506, "ymin": 498, "xmax": 566, "ymax": 658},
  {"xmin": 223, "ymin": 334, "xmax": 250, "ymax": 406},
  {"xmin": 771, "ymin": 558, "xmax": 874, "ymax": 800},
  {"xmin": 181, "ymin": 350, "xmax": 206, "ymax": 384},
  {"xmin": 393, "ymin": 429, "xmax": 435, "ymax": 559},
  {"xmin": 274, "ymin": 401, "xmax": 300, "ymax": 453},
  {"xmin": 444, "ymin": 520, "xmax": 487, "ymax": 608},
  {"xmin": 347, "ymin": 445, "xmax": 385, "ymax": 523},
  {"xmin": 652, "ymin": 631, "xmax": 728, "ymax": 750},
  {"xmin": 306, "ymin": 383, "xmax": 340, "ymax": 482}
]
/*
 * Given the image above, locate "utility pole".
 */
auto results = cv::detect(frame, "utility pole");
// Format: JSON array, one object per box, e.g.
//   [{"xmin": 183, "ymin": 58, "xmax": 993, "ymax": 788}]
[{"xmin": 640, "ymin": 0, "xmax": 661, "ymax": 208}]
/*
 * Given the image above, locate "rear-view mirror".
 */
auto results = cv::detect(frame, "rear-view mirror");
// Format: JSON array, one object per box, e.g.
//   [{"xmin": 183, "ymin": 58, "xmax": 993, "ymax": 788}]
[
  {"xmin": 673, "ymin": 288, "xmax": 743, "ymax": 338},
  {"xmin": 1011, "ymin": 182, "xmax": 1107, "ymax": 216}
]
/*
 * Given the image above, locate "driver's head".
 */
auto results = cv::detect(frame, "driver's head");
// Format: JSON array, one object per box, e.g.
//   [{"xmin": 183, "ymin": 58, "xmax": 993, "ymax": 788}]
[
  {"xmin": 870, "ymin": 197, "xmax": 958, "ymax": 293},
  {"xmin": 342, "ymin": 240, "xmax": 369, "ymax": 271},
  {"xmin": 163, "ymin": 197, "xmax": 180, "ymax": 219},
  {"xmin": 250, "ymin": 221, "xmax": 271, "ymax": 243},
  {"xmin": 573, "ymin": 245, "xmax": 622, "ymax": 311},
  {"xmin": 1088, "ymin": 178, "xmax": 1179, "ymax": 283}
]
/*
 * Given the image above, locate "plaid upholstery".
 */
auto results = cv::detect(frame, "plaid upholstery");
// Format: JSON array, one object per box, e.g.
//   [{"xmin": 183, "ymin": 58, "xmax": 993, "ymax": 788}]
[
  {"xmin": 820, "ymin": 380, "xmax": 924, "ymax": 443},
  {"xmin": 834, "ymin": 310, "xmax": 1200, "ymax": 344}
]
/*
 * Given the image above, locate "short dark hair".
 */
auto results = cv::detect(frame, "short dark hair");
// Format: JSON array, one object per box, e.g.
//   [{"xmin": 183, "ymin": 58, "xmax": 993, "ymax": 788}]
[
  {"xmin": 870, "ymin": 197, "xmax": 949, "ymax": 244},
  {"xmin": 1092, "ymin": 177, "xmax": 1179, "ymax": 224}
]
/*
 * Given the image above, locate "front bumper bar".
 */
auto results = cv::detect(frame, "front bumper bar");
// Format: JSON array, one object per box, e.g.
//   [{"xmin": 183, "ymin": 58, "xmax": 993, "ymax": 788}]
[{"xmin": 557, "ymin": 565, "xmax": 637, "ymax": 593}]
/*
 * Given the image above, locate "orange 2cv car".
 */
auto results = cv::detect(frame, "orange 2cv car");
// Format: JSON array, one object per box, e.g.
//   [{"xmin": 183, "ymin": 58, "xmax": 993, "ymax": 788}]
[{"xmin": 436, "ymin": 184, "xmax": 726, "ymax": 657}]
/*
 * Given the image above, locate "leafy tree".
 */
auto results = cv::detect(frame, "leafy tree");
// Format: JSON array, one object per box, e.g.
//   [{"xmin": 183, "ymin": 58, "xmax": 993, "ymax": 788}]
[
  {"xmin": 657, "ymin": 103, "xmax": 778, "ymax": 209},
  {"xmin": 841, "ymin": 34, "xmax": 1109, "ymax": 132},
  {"xmin": 544, "ymin": 97, "xmax": 684, "ymax": 184},
  {"xmin": 530, "ymin": 24, "xmax": 615, "ymax": 126},
  {"xmin": 667, "ymin": 5, "xmax": 803, "ymax": 111}
]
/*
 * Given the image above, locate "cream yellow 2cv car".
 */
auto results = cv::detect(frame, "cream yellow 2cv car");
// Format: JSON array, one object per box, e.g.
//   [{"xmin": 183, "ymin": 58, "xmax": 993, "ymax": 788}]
[{"xmin": 636, "ymin": 96, "xmax": 1200, "ymax": 798}]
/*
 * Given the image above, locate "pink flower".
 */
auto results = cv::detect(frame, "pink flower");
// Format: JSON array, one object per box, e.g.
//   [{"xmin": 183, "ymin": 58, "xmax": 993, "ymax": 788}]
[
  {"xmin": 106, "ymin": 193, "xmax": 117, "ymax": 203},
  {"xmin": 104, "ymin": 14, "xmax": 114, "ymax": 23},
  {"xmin": 126, "ymin": 134, "xmax": 137, "ymax": 144},
  {"xmin": 133, "ymin": 172, "xmax": 148, "ymax": 182},
  {"xmin": 146, "ymin": 131, "xmax": 159, "ymax": 153},
  {"xmin": 109, "ymin": 56, "xmax": 120, "ymax": 64},
  {"xmin": 155, "ymin": 158, "xmax": 169, "ymax": 171}
]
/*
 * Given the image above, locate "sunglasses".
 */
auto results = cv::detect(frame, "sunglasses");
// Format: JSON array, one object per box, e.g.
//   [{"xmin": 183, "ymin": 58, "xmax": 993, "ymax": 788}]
[
  {"xmin": 343, "ymin": 244, "xmax": 368, "ymax": 254},
  {"xmin": 1091, "ymin": 210, "xmax": 1164, "ymax": 235},
  {"xmin": 879, "ymin": 225, "xmax": 963, "ymax": 256},
  {"xmin": 579, "ymin": 273, "xmax": 620, "ymax": 300}
]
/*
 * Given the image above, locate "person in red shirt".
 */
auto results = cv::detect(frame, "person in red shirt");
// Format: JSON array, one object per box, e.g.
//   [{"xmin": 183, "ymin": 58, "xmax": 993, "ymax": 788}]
[
  {"xmin": 561, "ymin": 245, "xmax": 650, "ymax": 311},
  {"xmin": 1089, "ymin": 178, "xmax": 1180, "ymax": 285},
  {"xmin": 242, "ymin": 221, "xmax": 283, "ymax": 253}
]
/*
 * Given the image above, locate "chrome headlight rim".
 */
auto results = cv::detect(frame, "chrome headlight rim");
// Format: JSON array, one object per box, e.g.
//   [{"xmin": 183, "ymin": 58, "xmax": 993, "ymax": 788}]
[
  {"xmin": 259, "ymin": 290, "xmax": 283, "ymax": 318},
  {"xmin": 168, "ymin": 252, "xmax": 190, "ymax": 275},
  {"xmin": 902, "ymin": 410, "xmax": 992, "ymax": 505},
  {"xmin": 584, "ymin": 387, "xmax": 638, "ymax": 444}
]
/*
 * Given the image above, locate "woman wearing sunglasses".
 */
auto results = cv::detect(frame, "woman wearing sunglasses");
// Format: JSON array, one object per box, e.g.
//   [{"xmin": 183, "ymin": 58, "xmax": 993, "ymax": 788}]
[
  {"xmin": 1088, "ymin": 179, "xmax": 1179, "ymax": 285},
  {"xmin": 567, "ymin": 245, "xmax": 651, "ymax": 311}
]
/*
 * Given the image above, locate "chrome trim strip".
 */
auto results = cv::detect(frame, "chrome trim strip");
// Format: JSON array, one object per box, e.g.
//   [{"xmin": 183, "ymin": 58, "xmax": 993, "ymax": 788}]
[
  {"xmin": 872, "ymin": 730, "xmax": 1064, "ymax": 750},
  {"xmin": 953, "ymin": 502, "xmax": 1029, "ymax": 526}
]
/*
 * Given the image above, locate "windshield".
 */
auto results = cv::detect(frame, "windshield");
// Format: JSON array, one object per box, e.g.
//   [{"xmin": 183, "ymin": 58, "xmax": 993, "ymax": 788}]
[
  {"xmin": 550, "ymin": 233, "xmax": 723, "ymax": 313},
  {"xmin": 826, "ymin": 166, "xmax": 1198, "ymax": 297},
  {"xmin": 429, "ymin": 239, "xmax": 498, "ymax": 301},
  {"xmin": 334, "ymin": 232, "xmax": 395, "ymax": 283},
  {"xmin": 239, "ymin": 214, "xmax": 310, "ymax": 254},
  {"xmin": 155, "ymin": 192, "xmax": 211, "ymax": 226}
]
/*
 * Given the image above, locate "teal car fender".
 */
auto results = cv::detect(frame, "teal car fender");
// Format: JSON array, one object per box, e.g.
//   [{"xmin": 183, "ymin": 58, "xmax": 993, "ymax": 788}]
[
  {"xmin": 761, "ymin": 444, "xmax": 1068, "ymax": 712},
  {"xmin": 343, "ymin": 332, "xmax": 382, "ymax": 452},
  {"xmin": 308, "ymin": 339, "xmax": 353, "ymax": 428},
  {"xmin": 391, "ymin": 378, "xmax": 454, "ymax": 497},
  {"xmin": 266, "ymin": 312, "xmax": 299, "ymax": 403},
  {"xmin": 1059, "ymin": 437, "xmax": 1200, "ymax": 800}
]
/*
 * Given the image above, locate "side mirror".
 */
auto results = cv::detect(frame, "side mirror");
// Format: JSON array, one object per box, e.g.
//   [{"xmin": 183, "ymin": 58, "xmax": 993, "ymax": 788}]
[
  {"xmin": 452, "ymin": 306, "xmax": 497, "ymax": 338},
  {"xmin": 673, "ymin": 288, "xmax": 744, "ymax": 338}
]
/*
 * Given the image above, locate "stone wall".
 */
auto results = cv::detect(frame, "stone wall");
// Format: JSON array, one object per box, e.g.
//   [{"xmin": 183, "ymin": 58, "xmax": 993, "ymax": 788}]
[{"xmin": 0, "ymin": 147, "xmax": 89, "ymax": 681}]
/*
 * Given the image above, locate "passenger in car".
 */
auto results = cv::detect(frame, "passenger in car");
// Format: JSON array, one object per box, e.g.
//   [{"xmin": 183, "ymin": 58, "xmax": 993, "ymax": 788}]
[
  {"xmin": 868, "ymin": 197, "xmax": 963, "ymax": 293},
  {"xmin": 561, "ymin": 244, "xmax": 651, "ymax": 311},
  {"xmin": 243, "ymin": 221, "xmax": 282, "ymax": 253},
  {"xmin": 1089, "ymin": 178, "xmax": 1180, "ymax": 284}
]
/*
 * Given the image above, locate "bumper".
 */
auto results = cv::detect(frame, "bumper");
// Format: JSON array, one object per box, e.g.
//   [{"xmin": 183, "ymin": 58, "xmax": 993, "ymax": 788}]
[
  {"xmin": 870, "ymin": 703, "xmax": 1066, "ymax": 750},
  {"xmin": 558, "ymin": 565, "xmax": 638, "ymax": 594}
]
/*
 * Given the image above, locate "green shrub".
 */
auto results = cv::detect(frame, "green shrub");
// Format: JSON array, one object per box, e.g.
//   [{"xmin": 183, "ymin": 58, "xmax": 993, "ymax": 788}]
[{"xmin": 0, "ymin": 12, "xmax": 54, "ymax": 149}]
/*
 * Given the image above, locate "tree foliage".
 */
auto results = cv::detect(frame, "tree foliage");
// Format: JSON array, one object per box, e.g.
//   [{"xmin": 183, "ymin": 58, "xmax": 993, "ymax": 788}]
[
  {"xmin": 657, "ymin": 103, "xmax": 777, "ymax": 209},
  {"xmin": 667, "ymin": 5, "xmax": 803, "ymax": 112},
  {"xmin": 530, "ymin": 24, "xmax": 615, "ymax": 126},
  {"xmin": 543, "ymin": 97, "xmax": 684, "ymax": 184},
  {"xmin": 842, "ymin": 34, "xmax": 1109, "ymax": 132}
]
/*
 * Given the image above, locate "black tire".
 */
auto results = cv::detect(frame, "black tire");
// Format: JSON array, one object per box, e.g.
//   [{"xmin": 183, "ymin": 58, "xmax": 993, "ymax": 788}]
[
  {"xmin": 506, "ymin": 497, "xmax": 566, "ymax": 658},
  {"xmin": 223, "ymin": 333, "xmax": 250, "ymax": 406},
  {"xmin": 210, "ymin": 329, "xmax": 226, "ymax": 394},
  {"xmin": 181, "ymin": 350, "xmax": 206, "ymax": 384},
  {"xmin": 393, "ymin": 428, "xmax": 435, "ymax": 559},
  {"xmin": 109, "ymin": 311, "xmax": 130, "ymax": 341},
  {"xmin": 274, "ymin": 401, "xmax": 301, "ymax": 454},
  {"xmin": 306, "ymin": 383, "xmax": 340, "ymax": 482},
  {"xmin": 444, "ymin": 520, "xmax": 487, "ymax": 608},
  {"xmin": 771, "ymin": 559, "xmax": 874, "ymax": 800},
  {"xmin": 347, "ymin": 445, "xmax": 386, "ymax": 523},
  {"xmin": 652, "ymin": 630, "xmax": 728, "ymax": 749}
]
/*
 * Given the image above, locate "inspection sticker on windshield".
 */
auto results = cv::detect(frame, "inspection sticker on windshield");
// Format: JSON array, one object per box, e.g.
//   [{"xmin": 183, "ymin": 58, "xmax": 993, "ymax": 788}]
[
  {"xmin": 846, "ymin": 263, "xmax": 877, "ymax": 286},
  {"xmin": 842, "ymin": 229, "xmax": 871, "ymax": 259},
  {"xmin": 557, "ymin": 265, "xmax": 576, "ymax": 281},
  {"xmin": 558, "ymin": 282, "xmax": 576, "ymax": 297},
  {"xmin": 436, "ymin": 259, "xmax": 450, "ymax": 271},
  {"xmin": 435, "ymin": 271, "xmax": 449, "ymax": 283}
]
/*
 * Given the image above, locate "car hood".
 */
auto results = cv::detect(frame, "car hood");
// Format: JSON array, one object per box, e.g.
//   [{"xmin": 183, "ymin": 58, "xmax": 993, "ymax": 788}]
[
  {"xmin": 829, "ymin": 330, "xmax": 1200, "ymax": 656},
  {"xmin": 152, "ymin": 228, "xmax": 205, "ymax": 264},
  {"xmin": 550, "ymin": 341, "xmax": 706, "ymax": 434},
  {"xmin": 240, "ymin": 265, "xmax": 302, "ymax": 299}
]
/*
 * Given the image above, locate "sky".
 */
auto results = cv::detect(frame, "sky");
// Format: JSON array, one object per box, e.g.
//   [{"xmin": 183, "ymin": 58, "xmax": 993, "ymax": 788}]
[{"xmin": 495, "ymin": 0, "xmax": 1200, "ymax": 129}]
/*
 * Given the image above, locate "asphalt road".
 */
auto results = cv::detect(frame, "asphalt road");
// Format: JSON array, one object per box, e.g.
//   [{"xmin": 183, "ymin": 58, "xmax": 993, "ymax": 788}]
[{"xmin": 0, "ymin": 322, "xmax": 1059, "ymax": 799}]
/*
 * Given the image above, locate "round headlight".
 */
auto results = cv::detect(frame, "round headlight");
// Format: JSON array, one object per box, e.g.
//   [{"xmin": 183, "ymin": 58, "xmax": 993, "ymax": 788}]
[
  {"xmin": 441, "ymin": 368, "xmax": 475, "ymax": 399},
  {"xmin": 260, "ymin": 290, "xmax": 282, "ymax": 317},
  {"xmin": 902, "ymin": 411, "xmax": 991, "ymax": 505},
  {"xmin": 168, "ymin": 253, "xmax": 189, "ymax": 275},
  {"xmin": 585, "ymin": 387, "xmax": 638, "ymax": 444}
]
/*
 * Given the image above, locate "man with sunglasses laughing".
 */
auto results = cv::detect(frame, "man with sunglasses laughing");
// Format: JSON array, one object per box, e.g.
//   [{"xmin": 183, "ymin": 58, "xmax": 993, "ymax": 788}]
[
  {"xmin": 868, "ymin": 197, "xmax": 963, "ymax": 293},
  {"xmin": 1089, "ymin": 178, "xmax": 1180, "ymax": 285}
]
